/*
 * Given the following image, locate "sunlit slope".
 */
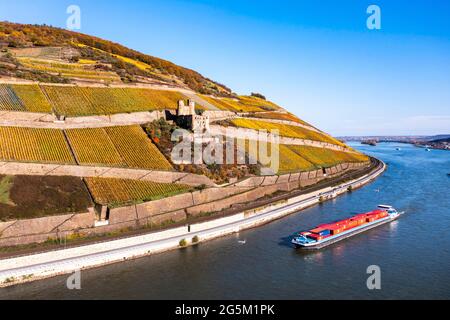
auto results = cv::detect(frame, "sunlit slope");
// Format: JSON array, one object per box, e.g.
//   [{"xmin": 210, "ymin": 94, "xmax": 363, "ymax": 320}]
[
  {"xmin": 0, "ymin": 84, "xmax": 188, "ymax": 116},
  {"xmin": 231, "ymin": 118, "xmax": 346, "ymax": 147},
  {"xmin": 0, "ymin": 21, "xmax": 231, "ymax": 95}
]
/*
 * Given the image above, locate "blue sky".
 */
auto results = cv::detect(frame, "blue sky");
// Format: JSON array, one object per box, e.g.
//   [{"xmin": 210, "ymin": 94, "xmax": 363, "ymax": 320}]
[{"xmin": 1, "ymin": 0, "xmax": 449, "ymax": 136}]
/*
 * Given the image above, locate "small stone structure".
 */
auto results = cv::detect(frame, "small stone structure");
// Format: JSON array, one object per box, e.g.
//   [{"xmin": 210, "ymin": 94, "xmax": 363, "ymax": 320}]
[
  {"xmin": 175, "ymin": 100, "xmax": 210, "ymax": 132},
  {"xmin": 177, "ymin": 99, "xmax": 196, "ymax": 116}
]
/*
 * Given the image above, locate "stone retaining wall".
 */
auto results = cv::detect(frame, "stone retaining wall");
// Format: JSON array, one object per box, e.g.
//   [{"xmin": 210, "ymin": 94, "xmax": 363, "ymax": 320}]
[
  {"xmin": 0, "ymin": 161, "xmax": 369, "ymax": 247},
  {"xmin": 0, "ymin": 162, "xmax": 217, "ymax": 187},
  {"xmin": 0, "ymin": 110, "xmax": 166, "ymax": 129},
  {"xmin": 0, "ymin": 210, "xmax": 95, "ymax": 247},
  {"xmin": 203, "ymin": 110, "xmax": 236, "ymax": 120},
  {"xmin": 64, "ymin": 110, "xmax": 166, "ymax": 126}
]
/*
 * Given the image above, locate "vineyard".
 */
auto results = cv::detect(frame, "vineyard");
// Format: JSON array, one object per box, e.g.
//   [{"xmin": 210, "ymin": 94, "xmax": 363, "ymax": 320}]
[
  {"xmin": 238, "ymin": 96, "xmax": 281, "ymax": 111},
  {"xmin": 200, "ymin": 95, "xmax": 280, "ymax": 113},
  {"xmin": 277, "ymin": 144, "xmax": 317, "ymax": 173},
  {"xmin": 250, "ymin": 112, "xmax": 314, "ymax": 127},
  {"xmin": 0, "ymin": 84, "xmax": 284, "ymax": 116},
  {"xmin": 0, "ymin": 126, "xmax": 75, "ymax": 164},
  {"xmin": 17, "ymin": 57, "xmax": 121, "ymax": 82},
  {"xmin": 288, "ymin": 145, "xmax": 369, "ymax": 168},
  {"xmin": 231, "ymin": 118, "xmax": 345, "ymax": 146},
  {"xmin": 0, "ymin": 84, "xmax": 25, "ymax": 111},
  {"xmin": 242, "ymin": 140, "xmax": 315, "ymax": 174},
  {"xmin": 66, "ymin": 125, "xmax": 173, "ymax": 170},
  {"xmin": 84, "ymin": 177, "xmax": 191, "ymax": 207},
  {"xmin": 242, "ymin": 140, "xmax": 368, "ymax": 174},
  {"xmin": 10, "ymin": 84, "xmax": 53, "ymax": 113},
  {"xmin": 41, "ymin": 85, "xmax": 187, "ymax": 116},
  {"xmin": 104, "ymin": 125, "xmax": 173, "ymax": 170},
  {"xmin": 65, "ymin": 128, "xmax": 125, "ymax": 167}
]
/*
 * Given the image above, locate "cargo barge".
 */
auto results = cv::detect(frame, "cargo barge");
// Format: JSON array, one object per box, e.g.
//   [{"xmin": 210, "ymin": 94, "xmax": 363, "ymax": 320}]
[{"xmin": 292, "ymin": 205, "xmax": 401, "ymax": 249}]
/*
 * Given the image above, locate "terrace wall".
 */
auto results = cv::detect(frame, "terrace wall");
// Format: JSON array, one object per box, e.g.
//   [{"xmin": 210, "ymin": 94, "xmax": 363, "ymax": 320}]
[
  {"xmin": 0, "ymin": 110, "xmax": 166, "ymax": 129},
  {"xmin": 0, "ymin": 111, "xmax": 56, "ymax": 122},
  {"xmin": 0, "ymin": 161, "xmax": 369, "ymax": 247},
  {"xmin": 203, "ymin": 110, "xmax": 236, "ymax": 121},
  {"xmin": 0, "ymin": 210, "xmax": 95, "ymax": 247}
]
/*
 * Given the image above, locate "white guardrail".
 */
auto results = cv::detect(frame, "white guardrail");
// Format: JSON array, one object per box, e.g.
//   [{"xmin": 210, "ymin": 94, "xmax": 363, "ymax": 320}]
[{"xmin": 0, "ymin": 161, "xmax": 386, "ymax": 287}]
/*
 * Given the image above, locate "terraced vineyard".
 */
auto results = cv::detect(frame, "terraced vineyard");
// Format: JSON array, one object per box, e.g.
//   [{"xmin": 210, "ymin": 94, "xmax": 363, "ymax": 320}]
[
  {"xmin": 238, "ymin": 96, "xmax": 281, "ymax": 111},
  {"xmin": 104, "ymin": 126, "xmax": 173, "ymax": 170},
  {"xmin": 85, "ymin": 177, "xmax": 191, "ymax": 207},
  {"xmin": 0, "ymin": 126, "xmax": 75, "ymax": 164},
  {"xmin": 231, "ymin": 118, "xmax": 345, "ymax": 146},
  {"xmin": 10, "ymin": 84, "xmax": 53, "ymax": 113},
  {"xmin": 65, "ymin": 128, "xmax": 125, "ymax": 167},
  {"xmin": 242, "ymin": 140, "xmax": 315, "ymax": 174},
  {"xmin": 66, "ymin": 125, "xmax": 173, "ymax": 170},
  {"xmin": 243, "ymin": 141, "xmax": 367, "ymax": 174},
  {"xmin": 42, "ymin": 85, "xmax": 186, "ymax": 116},
  {"xmin": 0, "ymin": 84, "xmax": 25, "ymax": 111},
  {"xmin": 17, "ymin": 57, "xmax": 121, "ymax": 82},
  {"xmin": 200, "ymin": 95, "xmax": 279, "ymax": 113},
  {"xmin": 277, "ymin": 144, "xmax": 317, "ymax": 173},
  {"xmin": 250, "ymin": 112, "xmax": 314, "ymax": 127},
  {"xmin": 288, "ymin": 145, "xmax": 369, "ymax": 167}
]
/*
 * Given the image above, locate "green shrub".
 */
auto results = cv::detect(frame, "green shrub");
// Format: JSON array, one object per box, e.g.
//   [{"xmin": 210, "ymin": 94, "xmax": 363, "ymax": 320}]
[
  {"xmin": 4, "ymin": 277, "xmax": 15, "ymax": 284},
  {"xmin": 192, "ymin": 235, "xmax": 199, "ymax": 243},
  {"xmin": 179, "ymin": 239, "xmax": 188, "ymax": 247}
]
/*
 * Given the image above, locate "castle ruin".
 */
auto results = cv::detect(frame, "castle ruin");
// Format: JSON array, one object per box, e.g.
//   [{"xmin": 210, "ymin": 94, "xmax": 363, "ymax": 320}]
[{"xmin": 176, "ymin": 100, "xmax": 210, "ymax": 132}]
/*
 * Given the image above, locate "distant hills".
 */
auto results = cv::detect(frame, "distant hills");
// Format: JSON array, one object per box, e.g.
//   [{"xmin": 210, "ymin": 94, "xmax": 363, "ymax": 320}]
[
  {"xmin": 429, "ymin": 135, "xmax": 450, "ymax": 143},
  {"xmin": 339, "ymin": 135, "xmax": 450, "ymax": 143},
  {"xmin": 339, "ymin": 134, "xmax": 450, "ymax": 151}
]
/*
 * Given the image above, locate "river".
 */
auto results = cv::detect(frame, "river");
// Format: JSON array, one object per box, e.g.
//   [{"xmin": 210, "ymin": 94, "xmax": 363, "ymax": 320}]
[{"xmin": 1, "ymin": 142, "xmax": 449, "ymax": 299}]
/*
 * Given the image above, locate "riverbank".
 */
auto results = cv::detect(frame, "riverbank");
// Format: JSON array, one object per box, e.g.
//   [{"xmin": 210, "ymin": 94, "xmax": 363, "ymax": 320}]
[{"xmin": 0, "ymin": 158, "xmax": 385, "ymax": 287}]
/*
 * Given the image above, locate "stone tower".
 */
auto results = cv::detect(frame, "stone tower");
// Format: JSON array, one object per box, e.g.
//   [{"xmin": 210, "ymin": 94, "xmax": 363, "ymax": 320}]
[{"xmin": 176, "ymin": 99, "xmax": 210, "ymax": 131}]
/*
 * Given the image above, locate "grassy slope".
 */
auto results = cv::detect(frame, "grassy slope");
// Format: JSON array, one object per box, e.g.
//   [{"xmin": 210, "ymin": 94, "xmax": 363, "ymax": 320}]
[{"xmin": 0, "ymin": 175, "xmax": 92, "ymax": 221}]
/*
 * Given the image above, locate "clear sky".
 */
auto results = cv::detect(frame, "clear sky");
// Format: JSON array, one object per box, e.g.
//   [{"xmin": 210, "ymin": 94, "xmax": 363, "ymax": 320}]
[{"xmin": 1, "ymin": 0, "xmax": 449, "ymax": 136}]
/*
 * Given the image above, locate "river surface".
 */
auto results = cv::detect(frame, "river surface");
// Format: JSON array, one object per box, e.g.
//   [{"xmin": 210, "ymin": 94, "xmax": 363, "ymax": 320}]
[{"xmin": 1, "ymin": 142, "xmax": 449, "ymax": 299}]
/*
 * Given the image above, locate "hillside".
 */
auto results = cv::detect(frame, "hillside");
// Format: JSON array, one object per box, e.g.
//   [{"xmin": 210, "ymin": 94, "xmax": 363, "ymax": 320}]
[
  {"xmin": 0, "ymin": 21, "xmax": 231, "ymax": 95},
  {"xmin": 0, "ymin": 22, "xmax": 371, "ymax": 246}
]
